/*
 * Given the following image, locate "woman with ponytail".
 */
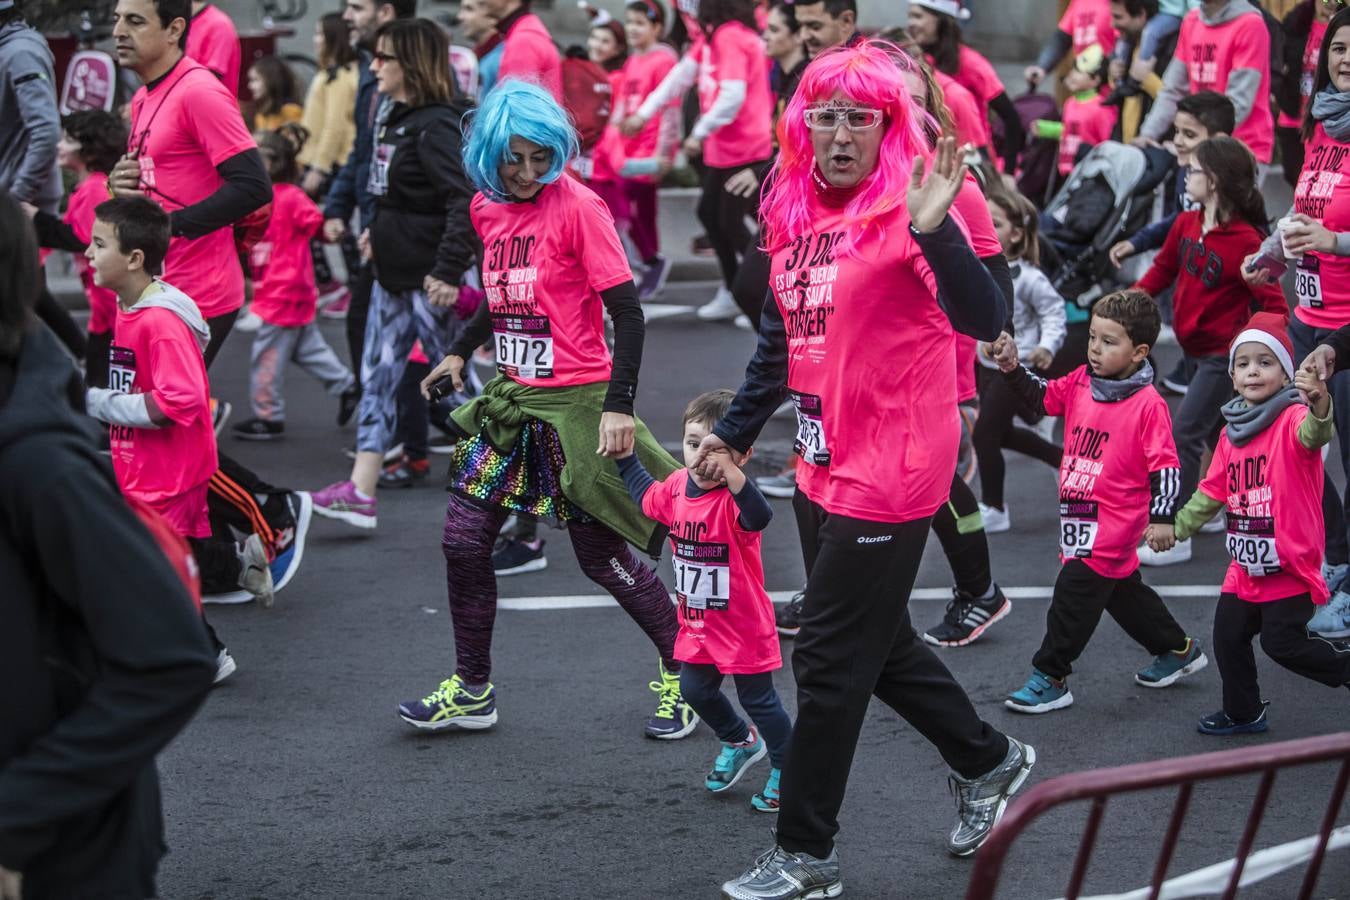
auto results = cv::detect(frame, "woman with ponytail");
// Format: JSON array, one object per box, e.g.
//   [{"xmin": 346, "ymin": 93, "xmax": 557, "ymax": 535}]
[
  {"xmin": 1133, "ymin": 134, "xmax": 1288, "ymax": 566},
  {"xmin": 694, "ymin": 41, "xmax": 1032, "ymax": 899}
]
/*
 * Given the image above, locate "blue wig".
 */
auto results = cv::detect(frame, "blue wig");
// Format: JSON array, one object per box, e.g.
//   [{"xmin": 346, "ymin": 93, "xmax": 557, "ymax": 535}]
[{"xmin": 462, "ymin": 80, "xmax": 580, "ymax": 202}]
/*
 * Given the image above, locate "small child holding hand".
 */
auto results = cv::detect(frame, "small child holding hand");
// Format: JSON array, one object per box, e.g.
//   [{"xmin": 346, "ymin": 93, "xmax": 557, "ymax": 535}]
[
  {"xmin": 1151, "ymin": 313, "xmax": 1350, "ymax": 735},
  {"xmin": 615, "ymin": 390, "xmax": 791, "ymax": 811}
]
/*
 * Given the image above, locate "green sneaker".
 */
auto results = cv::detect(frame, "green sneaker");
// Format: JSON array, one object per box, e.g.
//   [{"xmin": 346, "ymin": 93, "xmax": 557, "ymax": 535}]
[
  {"xmin": 398, "ymin": 674, "xmax": 497, "ymax": 731},
  {"xmin": 645, "ymin": 662, "xmax": 699, "ymax": 739},
  {"xmin": 706, "ymin": 730, "xmax": 767, "ymax": 793}
]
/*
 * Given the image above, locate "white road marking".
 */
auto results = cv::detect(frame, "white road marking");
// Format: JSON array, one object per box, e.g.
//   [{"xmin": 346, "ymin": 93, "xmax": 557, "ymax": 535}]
[
  {"xmin": 497, "ymin": 584, "xmax": 1222, "ymax": 611},
  {"xmin": 642, "ymin": 304, "xmax": 696, "ymax": 321}
]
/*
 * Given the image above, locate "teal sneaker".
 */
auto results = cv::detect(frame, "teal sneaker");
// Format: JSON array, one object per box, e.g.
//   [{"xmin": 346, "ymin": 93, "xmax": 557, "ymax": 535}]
[
  {"xmin": 751, "ymin": 767, "xmax": 781, "ymax": 812},
  {"xmin": 1005, "ymin": 669, "xmax": 1073, "ymax": 714},
  {"xmin": 706, "ymin": 730, "xmax": 766, "ymax": 793},
  {"xmin": 1136, "ymin": 637, "xmax": 1209, "ymax": 688},
  {"xmin": 1309, "ymin": 590, "xmax": 1350, "ymax": 638},
  {"xmin": 645, "ymin": 662, "xmax": 700, "ymax": 739},
  {"xmin": 398, "ymin": 674, "xmax": 497, "ymax": 731}
]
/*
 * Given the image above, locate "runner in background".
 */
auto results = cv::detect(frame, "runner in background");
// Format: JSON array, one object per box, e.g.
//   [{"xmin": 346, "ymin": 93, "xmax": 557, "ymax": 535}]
[
  {"xmin": 1026, "ymin": 0, "xmax": 1119, "ymax": 86},
  {"xmin": 187, "ymin": 0, "xmax": 240, "ymax": 93},
  {"xmin": 477, "ymin": 0, "xmax": 562, "ymax": 98}
]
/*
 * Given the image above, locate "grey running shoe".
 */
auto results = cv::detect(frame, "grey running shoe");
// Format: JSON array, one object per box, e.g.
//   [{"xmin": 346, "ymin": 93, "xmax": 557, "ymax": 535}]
[
  {"xmin": 722, "ymin": 845, "xmax": 842, "ymax": 900},
  {"xmin": 238, "ymin": 533, "xmax": 276, "ymax": 608},
  {"xmin": 946, "ymin": 737, "xmax": 1036, "ymax": 857},
  {"xmin": 756, "ymin": 471, "xmax": 798, "ymax": 498}
]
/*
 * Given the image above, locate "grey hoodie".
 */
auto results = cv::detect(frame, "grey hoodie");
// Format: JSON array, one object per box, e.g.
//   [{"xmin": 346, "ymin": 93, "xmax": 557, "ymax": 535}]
[
  {"xmin": 127, "ymin": 279, "xmax": 213, "ymax": 350},
  {"xmin": 0, "ymin": 18, "xmax": 61, "ymax": 211},
  {"xmin": 1141, "ymin": 1, "xmax": 1267, "ymax": 143}
]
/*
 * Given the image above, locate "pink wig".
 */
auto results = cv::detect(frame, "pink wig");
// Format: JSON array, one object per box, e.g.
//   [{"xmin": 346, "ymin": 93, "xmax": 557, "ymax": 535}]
[{"xmin": 760, "ymin": 40, "xmax": 937, "ymax": 256}]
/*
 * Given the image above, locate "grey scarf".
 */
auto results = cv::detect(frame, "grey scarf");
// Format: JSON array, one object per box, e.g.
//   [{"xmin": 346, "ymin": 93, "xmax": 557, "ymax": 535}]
[
  {"xmin": 1221, "ymin": 387, "xmax": 1302, "ymax": 446},
  {"xmin": 1090, "ymin": 359, "xmax": 1155, "ymax": 403},
  {"xmin": 1311, "ymin": 87, "xmax": 1350, "ymax": 142}
]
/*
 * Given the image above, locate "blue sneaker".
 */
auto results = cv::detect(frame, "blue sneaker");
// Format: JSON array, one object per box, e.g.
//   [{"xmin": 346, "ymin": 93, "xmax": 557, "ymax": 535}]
[
  {"xmin": 1309, "ymin": 590, "xmax": 1350, "ymax": 638},
  {"xmin": 398, "ymin": 674, "xmax": 497, "ymax": 731},
  {"xmin": 1198, "ymin": 702, "xmax": 1270, "ymax": 736},
  {"xmin": 706, "ymin": 730, "xmax": 766, "ymax": 793},
  {"xmin": 751, "ymin": 767, "xmax": 780, "ymax": 813},
  {"xmin": 1005, "ymin": 669, "xmax": 1073, "ymax": 714},
  {"xmin": 645, "ymin": 662, "xmax": 699, "ymax": 739},
  {"xmin": 1322, "ymin": 562, "xmax": 1350, "ymax": 594},
  {"xmin": 268, "ymin": 491, "xmax": 311, "ymax": 593},
  {"xmin": 1136, "ymin": 637, "xmax": 1209, "ymax": 688}
]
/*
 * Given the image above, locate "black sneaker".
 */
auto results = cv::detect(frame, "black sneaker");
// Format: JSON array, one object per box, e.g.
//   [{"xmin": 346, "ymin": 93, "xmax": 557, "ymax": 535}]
[
  {"xmin": 923, "ymin": 585, "xmax": 1012, "ymax": 648},
  {"xmin": 1197, "ymin": 701, "xmax": 1270, "ymax": 736},
  {"xmin": 337, "ymin": 385, "xmax": 360, "ymax": 426},
  {"xmin": 232, "ymin": 418, "xmax": 285, "ymax": 441},
  {"xmin": 492, "ymin": 537, "xmax": 547, "ymax": 576},
  {"xmin": 775, "ymin": 588, "xmax": 806, "ymax": 637}
]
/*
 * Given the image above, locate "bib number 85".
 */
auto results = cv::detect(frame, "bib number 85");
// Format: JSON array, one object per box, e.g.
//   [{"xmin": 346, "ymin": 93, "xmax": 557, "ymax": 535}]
[{"xmin": 1059, "ymin": 520, "xmax": 1098, "ymax": 556}]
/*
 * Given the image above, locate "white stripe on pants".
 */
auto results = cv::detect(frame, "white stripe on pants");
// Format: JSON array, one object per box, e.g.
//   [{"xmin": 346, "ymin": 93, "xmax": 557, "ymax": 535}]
[{"xmin": 250, "ymin": 321, "xmax": 355, "ymax": 422}]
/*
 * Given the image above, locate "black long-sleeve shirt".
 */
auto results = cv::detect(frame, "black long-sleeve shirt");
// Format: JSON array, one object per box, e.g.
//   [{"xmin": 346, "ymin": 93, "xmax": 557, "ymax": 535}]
[{"xmin": 616, "ymin": 453, "xmax": 773, "ymax": 531}]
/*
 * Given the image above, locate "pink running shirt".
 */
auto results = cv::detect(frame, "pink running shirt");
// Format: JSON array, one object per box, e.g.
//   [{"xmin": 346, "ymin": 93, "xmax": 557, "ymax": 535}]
[
  {"xmin": 936, "ymin": 70, "xmax": 992, "ymax": 154},
  {"xmin": 109, "ymin": 292, "xmax": 217, "ymax": 535},
  {"xmin": 129, "ymin": 59, "xmax": 256, "ymax": 318},
  {"xmin": 1059, "ymin": 0, "xmax": 1117, "ymax": 56},
  {"xmin": 769, "ymin": 194, "xmax": 962, "ymax": 523},
  {"xmin": 186, "ymin": 3, "xmax": 241, "ymax": 96},
  {"xmin": 697, "ymin": 22, "xmax": 773, "ymax": 168},
  {"xmin": 1174, "ymin": 8, "xmax": 1274, "ymax": 162},
  {"xmin": 1058, "ymin": 94, "xmax": 1118, "ymax": 175},
  {"xmin": 642, "ymin": 470, "xmax": 781, "ymax": 674},
  {"xmin": 471, "ymin": 175, "xmax": 633, "ymax": 387},
  {"xmin": 1278, "ymin": 20, "xmax": 1326, "ymax": 129},
  {"xmin": 615, "ymin": 45, "xmax": 680, "ymax": 178},
  {"xmin": 64, "ymin": 173, "xmax": 119, "ymax": 334},
  {"xmin": 498, "ymin": 13, "xmax": 563, "ymax": 101},
  {"xmin": 1290, "ymin": 124, "xmax": 1350, "ymax": 329},
  {"xmin": 1199, "ymin": 403, "xmax": 1330, "ymax": 604},
  {"xmin": 249, "ymin": 182, "xmax": 325, "ymax": 328},
  {"xmin": 936, "ymin": 45, "xmax": 1005, "ymax": 144},
  {"xmin": 1043, "ymin": 366, "xmax": 1179, "ymax": 579}
]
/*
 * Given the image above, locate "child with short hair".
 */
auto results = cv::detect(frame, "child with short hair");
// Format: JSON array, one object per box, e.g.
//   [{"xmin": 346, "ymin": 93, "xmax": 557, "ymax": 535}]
[
  {"xmin": 615, "ymin": 389, "xmax": 790, "ymax": 810},
  {"xmin": 233, "ymin": 128, "xmax": 357, "ymax": 440},
  {"xmin": 1151, "ymin": 313, "xmax": 1350, "ymax": 734},
  {"xmin": 1031, "ymin": 44, "xmax": 1118, "ymax": 178},
  {"xmin": 83, "ymin": 197, "xmax": 274, "ymax": 672},
  {"xmin": 993, "ymin": 290, "xmax": 1208, "ymax": 713}
]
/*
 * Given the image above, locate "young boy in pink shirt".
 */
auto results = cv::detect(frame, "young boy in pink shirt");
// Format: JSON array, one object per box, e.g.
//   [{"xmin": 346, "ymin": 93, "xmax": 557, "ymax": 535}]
[
  {"xmin": 616, "ymin": 390, "xmax": 790, "ymax": 812},
  {"xmin": 1153, "ymin": 313, "xmax": 1350, "ymax": 734},
  {"xmin": 993, "ymin": 290, "xmax": 1208, "ymax": 713},
  {"xmin": 1032, "ymin": 44, "xmax": 1118, "ymax": 177},
  {"xmin": 83, "ymin": 198, "xmax": 273, "ymax": 674}
]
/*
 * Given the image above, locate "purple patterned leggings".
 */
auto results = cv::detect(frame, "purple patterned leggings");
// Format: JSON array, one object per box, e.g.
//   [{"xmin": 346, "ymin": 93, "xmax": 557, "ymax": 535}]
[{"xmin": 442, "ymin": 492, "xmax": 680, "ymax": 684}]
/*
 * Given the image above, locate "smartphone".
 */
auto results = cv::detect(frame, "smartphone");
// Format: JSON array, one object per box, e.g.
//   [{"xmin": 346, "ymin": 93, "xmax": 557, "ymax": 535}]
[
  {"xmin": 427, "ymin": 375, "xmax": 459, "ymax": 402},
  {"xmin": 1244, "ymin": 253, "xmax": 1287, "ymax": 280}
]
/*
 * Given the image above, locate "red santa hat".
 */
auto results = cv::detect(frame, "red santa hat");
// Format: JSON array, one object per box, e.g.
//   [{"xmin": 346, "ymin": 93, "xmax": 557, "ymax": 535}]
[
  {"xmin": 1229, "ymin": 312, "xmax": 1295, "ymax": 381},
  {"xmin": 909, "ymin": 0, "xmax": 972, "ymax": 22}
]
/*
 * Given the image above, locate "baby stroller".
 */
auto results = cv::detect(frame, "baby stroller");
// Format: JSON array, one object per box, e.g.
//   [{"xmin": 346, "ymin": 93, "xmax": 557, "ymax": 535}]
[{"xmin": 1041, "ymin": 141, "xmax": 1175, "ymax": 309}]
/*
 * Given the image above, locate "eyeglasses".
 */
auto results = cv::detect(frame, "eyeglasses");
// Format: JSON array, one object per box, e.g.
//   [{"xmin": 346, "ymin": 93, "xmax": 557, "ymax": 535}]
[
  {"xmin": 372, "ymin": 51, "xmax": 398, "ymax": 64},
  {"xmin": 803, "ymin": 106, "xmax": 885, "ymax": 132}
]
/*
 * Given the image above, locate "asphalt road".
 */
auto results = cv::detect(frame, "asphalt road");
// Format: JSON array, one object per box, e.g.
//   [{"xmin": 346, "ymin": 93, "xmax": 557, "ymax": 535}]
[{"xmin": 154, "ymin": 280, "xmax": 1348, "ymax": 900}]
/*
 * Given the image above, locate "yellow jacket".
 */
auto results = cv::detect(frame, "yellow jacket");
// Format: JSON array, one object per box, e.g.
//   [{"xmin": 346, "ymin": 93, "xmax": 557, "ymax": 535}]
[{"xmin": 298, "ymin": 63, "xmax": 358, "ymax": 173}]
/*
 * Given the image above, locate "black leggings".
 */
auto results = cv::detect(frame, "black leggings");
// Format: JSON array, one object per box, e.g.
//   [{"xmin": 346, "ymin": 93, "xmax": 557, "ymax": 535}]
[
  {"xmin": 931, "ymin": 474, "xmax": 992, "ymax": 598},
  {"xmin": 697, "ymin": 162, "xmax": 765, "ymax": 290},
  {"xmin": 731, "ymin": 240, "xmax": 770, "ymax": 331}
]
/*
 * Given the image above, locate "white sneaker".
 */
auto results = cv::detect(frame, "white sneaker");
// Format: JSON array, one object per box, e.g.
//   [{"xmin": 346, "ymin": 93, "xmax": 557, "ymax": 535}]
[
  {"xmin": 979, "ymin": 502, "xmax": 1011, "ymax": 533},
  {"xmin": 1198, "ymin": 511, "xmax": 1227, "ymax": 534},
  {"xmin": 696, "ymin": 286, "xmax": 740, "ymax": 321},
  {"xmin": 234, "ymin": 310, "xmax": 263, "ymax": 333},
  {"xmin": 214, "ymin": 649, "xmax": 237, "ymax": 684},
  {"xmin": 733, "ymin": 314, "xmax": 752, "ymax": 331},
  {"xmin": 238, "ymin": 533, "xmax": 276, "ymax": 607},
  {"xmin": 1137, "ymin": 539, "xmax": 1192, "ymax": 566}
]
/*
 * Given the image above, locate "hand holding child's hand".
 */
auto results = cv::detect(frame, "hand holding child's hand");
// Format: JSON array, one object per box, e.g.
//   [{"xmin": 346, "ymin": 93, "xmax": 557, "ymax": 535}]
[
  {"xmin": 1146, "ymin": 523, "xmax": 1176, "ymax": 553},
  {"xmin": 991, "ymin": 334, "xmax": 1019, "ymax": 372},
  {"xmin": 1295, "ymin": 364, "xmax": 1332, "ymax": 417},
  {"xmin": 705, "ymin": 447, "xmax": 747, "ymax": 491}
]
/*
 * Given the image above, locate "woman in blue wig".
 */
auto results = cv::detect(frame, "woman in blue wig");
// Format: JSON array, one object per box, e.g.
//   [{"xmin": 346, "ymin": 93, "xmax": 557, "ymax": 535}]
[{"xmin": 397, "ymin": 80, "xmax": 696, "ymax": 741}]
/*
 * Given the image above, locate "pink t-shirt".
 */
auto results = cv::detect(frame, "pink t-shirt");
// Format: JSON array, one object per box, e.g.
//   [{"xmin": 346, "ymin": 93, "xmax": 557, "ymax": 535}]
[
  {"xmin": 1043, "ymin": 366, "xmax": 1179, "ymax": 579},
  {"xmin": 770, "ymin": 195, "xmax": 963, "ymax": 523},
  {"xmin": 936, "ymin": 70, "xmax": 992, "ymax": 153},
  {"xmin": 186, "ymin": 3, "xmax": 241, "ymax": 97},
  {"xmin": 698, "ymin": 22, "xmax": 773, "ymax": 168},
  {"xmin": 64, "ymin": 173, "xmax": 119, "ymax": 334},
  {"xmin": 1291, "ymin": 124, "xmax": 1350, "ymax": 329},
  {"xmin": 1175, "ymin": 8, "xmax": 1274, "ymax": 162},
  {"xmin": 1279, "ymin": 20, "xmax": 1326, "ymax": 129},
  {"xmin": 616, "ymin": 45, "xmax": 680, "ymax": 176},
  {"xmin": 498, "ymin": 13, "xmax": 563, "ymax": 101},
  {"xmin": 641, "ymin": 470, "xmax": 781, "ymax": 674},
  {"xmin": 1058, "ymin": 94, "xmax": 1118, "ymax": 175},
  {"xmin": 1059, "ymin": 0, "xmax": 1117, "ymax": 57},
  {"xmin": 129, "ymin": 59, "xmax": 256, "ymax": 318},
  {"xmin": 249, "ymin": 182, "xmax": 325, "ymax": 327},
  {"xmin": 935, "ymin": 45, "xmax": 1004, "ymax": 145},
  {"xmin": 1199, "ymin": 404, "xmax": 1330, "ymax": 604},
  {"xmin": 472, "ymin": 175, "xmax": 632, "ymax": 387},
  {"xmin": 109, "ymin": 292, "xmax": 217, "ymax": 535}
]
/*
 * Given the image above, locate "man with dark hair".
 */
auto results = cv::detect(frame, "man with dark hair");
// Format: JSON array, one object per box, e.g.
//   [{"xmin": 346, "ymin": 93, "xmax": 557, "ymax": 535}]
[
  {"xmin": 792, "ymin": 0, "xmax": 859, "ymax": 57},
  {"xmin": 0, "ymin": 191, "xmax": 217, "ymax": 900},
  {"xmin": 187, "ymin": 0, "xmax": 240, "ymax": 93},
  {"xmin": 1106, "ymin": 0, "xmax": 1175, "ymax": 140}
]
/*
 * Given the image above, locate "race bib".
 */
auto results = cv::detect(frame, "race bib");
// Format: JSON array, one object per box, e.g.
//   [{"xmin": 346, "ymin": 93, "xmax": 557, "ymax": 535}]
[
  {"xmin": 1295, "ymin": 256, "xmax": 1323, "ymax": 309},
  {"xmin": 1226, "ymin": 514, "xmax": 1282, "ymax": 576},
  {"xmin": 791, "ymin": 390, "xmax": 830, "ymax": 466},
  {"xmin": 369, "ymin": 142, "xmax": 393, "ymax": 196},
  {"xmin": 492, "ymin": 313, "xmax": 555, "ymax": 379},
  {"xmin": 109, "ymin": 346, "xmax": 136, "ymax": 392},
  {"xmin": 672, "ymin": 538, "xmax": 730, "ymax": 610},
  {"xmin": 1059, "ymin": 499, "xmax": 1100, "ymax": 558},
  {"xmin": 249, "ymin": 240, "xmax": 272, "ymax": 271}
]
